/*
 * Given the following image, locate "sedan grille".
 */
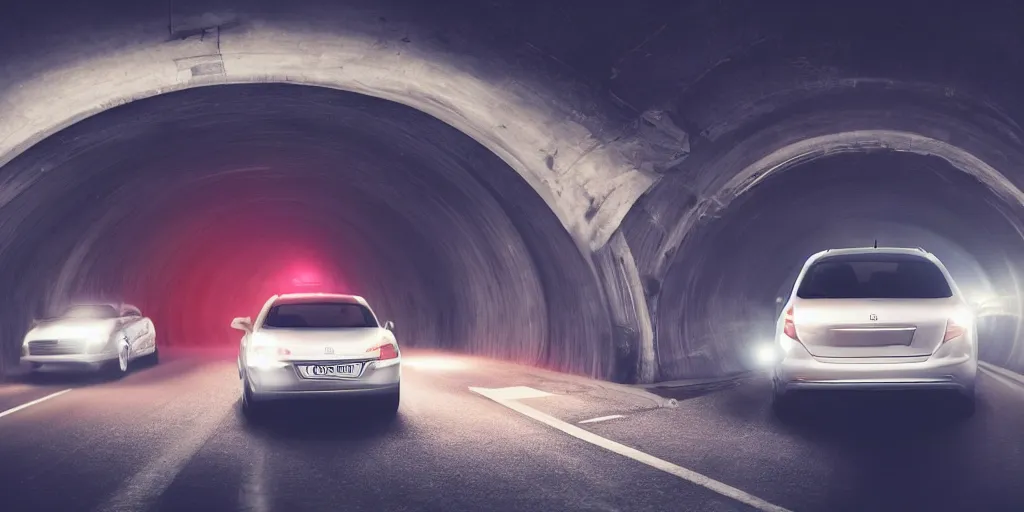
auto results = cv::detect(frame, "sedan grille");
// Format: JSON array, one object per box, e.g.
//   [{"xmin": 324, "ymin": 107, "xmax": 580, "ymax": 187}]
[{"xmin": 28, "ymin": 339, "xmax": 86, "ymax": 356}]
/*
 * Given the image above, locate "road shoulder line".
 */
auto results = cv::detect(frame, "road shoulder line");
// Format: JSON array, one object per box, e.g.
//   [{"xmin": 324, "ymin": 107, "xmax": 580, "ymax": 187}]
[
  {"xmin": 979, "ymin": 361, "xmax": 1024, "ymax": 388},
  {"xmin": 469, "ymin": 386, "xmax": 791, "ymax": 512},
  {"xmin": 0, "ymin": 388, "xmax": 72, "ymax": 420}
]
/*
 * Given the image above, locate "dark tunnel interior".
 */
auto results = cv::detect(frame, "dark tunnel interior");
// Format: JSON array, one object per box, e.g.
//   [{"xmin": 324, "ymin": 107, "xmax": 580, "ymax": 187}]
[
  {"xmin": 5, "ymin": 0, "xmax": 1024, "ymax": 386},
  {"xmin": 0, "ymin": 83, "xmax": 615, "ymax": 378},
  {"xmin": 659, "ymin": 150, "xmax": 1024, "ymax": 379},
  {"xmin": 10, "ymin": 2, "xmax": 1024, "ymax": 511}
]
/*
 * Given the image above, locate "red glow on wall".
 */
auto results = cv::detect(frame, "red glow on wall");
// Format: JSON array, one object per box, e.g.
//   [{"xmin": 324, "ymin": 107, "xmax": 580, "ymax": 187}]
[
  {"xmin": 292, "ymin": 272, "xmax": 322, "ymax": 287},
  {"xmin": 125, "ymin": 206, "xmax": 356, "ymax": 347},
  {"xmin": 278, "ymin": 261, "xmax": 342, "ymax": 294}
]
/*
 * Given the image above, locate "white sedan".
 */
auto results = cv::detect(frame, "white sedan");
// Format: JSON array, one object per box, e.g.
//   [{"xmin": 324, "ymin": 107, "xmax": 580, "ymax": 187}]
[
  {"xmin": 233, "ymin": 293, "xmax": 401, "ymax": 416},
  {"xmin": 20, "ymin": 303, "xmax": 158, "ymax": 377}
]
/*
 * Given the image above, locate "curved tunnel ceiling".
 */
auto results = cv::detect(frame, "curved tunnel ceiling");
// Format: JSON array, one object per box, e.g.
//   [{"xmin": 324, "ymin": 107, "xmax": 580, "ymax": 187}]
[
  {"xmin": 0, "ymin": 83, "xmax": 617, "ymax": 379},
  {"xmin": 6, "ymin": 0, "xmax": 1024, "ymax": 381}
]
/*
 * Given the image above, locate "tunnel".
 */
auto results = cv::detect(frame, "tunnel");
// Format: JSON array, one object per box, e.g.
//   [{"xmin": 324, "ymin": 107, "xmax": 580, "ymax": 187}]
[
  {"xmin": 5, "ymin": 0, "xmax": 1024, "ymax": 387},
  {"xmin": 9, "ymin": 2, "xmax": 1024, "ymax": 512},
  {"xmin": 0, "ymin": 83, "xmax": 617, "ymax": 380}
]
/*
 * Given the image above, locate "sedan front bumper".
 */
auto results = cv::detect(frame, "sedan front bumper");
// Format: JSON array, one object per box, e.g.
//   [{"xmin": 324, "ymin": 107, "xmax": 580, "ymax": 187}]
[
  {"xmin": 21, "ymin": 350, "xmax": 118, "ymax": 366},
  {"xmin": 20, "ymin": 352, "xmax": 117, "ymax": 372}
]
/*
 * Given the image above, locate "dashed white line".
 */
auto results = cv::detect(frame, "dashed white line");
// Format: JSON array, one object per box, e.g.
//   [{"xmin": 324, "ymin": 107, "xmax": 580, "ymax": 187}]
[
  {"xmin": 470, "ymin": 386, "xmax": 791, "ymax": 512},
  {"xmin": 578, "ymin": 414, "xmax": 625, "ymax": 424},
  {"xmin": 93, "ymin": 397, "xmax": 236, "ymax": 512},
  {"xmin": 0, "ymin": 389, "xmax": 72, "ymax": 421}
]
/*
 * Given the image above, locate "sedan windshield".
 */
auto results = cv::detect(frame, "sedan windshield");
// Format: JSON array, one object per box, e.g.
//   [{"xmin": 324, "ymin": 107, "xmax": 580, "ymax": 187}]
[
  {"xmin": 263, "ymin": 302, "xmax": 378, "ymax": 329},
  {"xmin": 61, "ymin": 304, "xmax": 119, "ymax": 319}
]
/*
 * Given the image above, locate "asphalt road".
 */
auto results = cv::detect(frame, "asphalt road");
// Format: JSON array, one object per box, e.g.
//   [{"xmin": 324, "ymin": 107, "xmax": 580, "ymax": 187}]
[{"xmin": 1, "ymin": 349, "xmax": 1023, "ymax": 512}]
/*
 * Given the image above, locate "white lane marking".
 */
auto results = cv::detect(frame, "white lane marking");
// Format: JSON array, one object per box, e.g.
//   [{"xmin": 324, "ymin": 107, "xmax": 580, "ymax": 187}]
[
  {"xmin": 239, "ymin": 440, "xmax": 271, "ymax": 512},
  {"xmin": 94, "ymin": 399, "xmax": 236, "ymax": 512},
  {"xmin": 982, "ymin": 369, "xmax": 1023, "ymax": 391},
  {"xmin": 979, "ymin": 361, "xmax": 1024, "ymax": 388},
  {"xmin": 470, "ymin": 386, "xmax": 792, "ymax": 512},
  {"xmin": 0, "ymin": 389, "xmax": 72, "ymax": 420},
  {"xmin": 578, "ymin": 414, "xmax": 625, "ymax": 425},
  {"xmin": 481, "ymin": 386, "xmax": 553, "ymax": 400}
]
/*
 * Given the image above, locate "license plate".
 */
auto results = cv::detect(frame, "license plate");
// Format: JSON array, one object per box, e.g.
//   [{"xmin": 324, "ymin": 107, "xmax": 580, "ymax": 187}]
[{"xmin": 299, "ymin": 363, "xmax": 361, "ymax": 379}]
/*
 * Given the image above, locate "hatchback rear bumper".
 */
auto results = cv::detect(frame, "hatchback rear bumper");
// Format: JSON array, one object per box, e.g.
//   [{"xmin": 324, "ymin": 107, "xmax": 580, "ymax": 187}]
[{"xmin": 775, "ymin": 343, "xmax": 976, "ymax": 394}]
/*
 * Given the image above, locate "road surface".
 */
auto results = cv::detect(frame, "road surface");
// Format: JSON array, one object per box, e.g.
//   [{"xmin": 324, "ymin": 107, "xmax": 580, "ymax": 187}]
[{"xmin": 1, "ymin": 348, "xmax": 1023, "ymax": 511}]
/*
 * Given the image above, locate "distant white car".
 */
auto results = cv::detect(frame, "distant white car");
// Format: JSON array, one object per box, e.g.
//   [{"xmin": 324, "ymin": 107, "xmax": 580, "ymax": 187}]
[
  {"xmin": 20, "ymin": 303, "xmax": 158, "ymax": 377},
  {"xmin": 773, "ymin": 247, "xmax": 977, "ymax": 415},
  {"xmin": 233, "ymin": 293, "xmax": 401, "ymax": 416}
]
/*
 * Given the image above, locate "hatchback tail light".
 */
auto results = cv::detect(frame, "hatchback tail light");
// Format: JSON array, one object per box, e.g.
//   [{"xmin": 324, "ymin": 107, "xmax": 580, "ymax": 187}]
[
  {"xmin": 943, "ymin": 318, "xmax": 967, "ymax": 343},
  {"xmin": 253, "ymin": 346, "xmax": 291, "ymax": 357},
  {"xmin": 367, "ymin": 341, "xmax": 399, "ymax": 360},
  {"xmin": 783, "ymin": 306, "xmax": 800, "ymax": 341}
]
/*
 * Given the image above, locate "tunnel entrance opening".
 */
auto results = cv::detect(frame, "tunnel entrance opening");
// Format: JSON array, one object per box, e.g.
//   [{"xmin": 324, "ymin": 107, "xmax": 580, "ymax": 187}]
[
  {"xmin": 660, "ymin": 149, "xmax": 1024, "ymax": 379},
  {"xmin": 0, "ymin": 83, "xmax": 615, "ymax": 380}
]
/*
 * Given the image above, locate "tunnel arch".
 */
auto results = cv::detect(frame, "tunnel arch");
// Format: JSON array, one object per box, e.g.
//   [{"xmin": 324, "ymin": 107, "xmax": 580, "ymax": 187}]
[
  {"xmin": 0, "ymin": 82, "xmax": 622, "ymax": 380},
  {"xmin": 0, "ymin": 4, "xmax": 659, "ymax": 253},
  {"xmin": 626, "ymin": 95, "xmax": 1024, "ymax": 380}
]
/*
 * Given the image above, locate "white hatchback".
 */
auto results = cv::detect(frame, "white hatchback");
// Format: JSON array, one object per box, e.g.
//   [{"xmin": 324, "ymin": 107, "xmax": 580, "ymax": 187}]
[{"xmin": 773, "ymin": 247, "xmax": 977, "ymax": 415}]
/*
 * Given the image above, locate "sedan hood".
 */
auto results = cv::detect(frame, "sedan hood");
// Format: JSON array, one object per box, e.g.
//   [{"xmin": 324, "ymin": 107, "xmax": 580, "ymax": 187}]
[{"xmin": 25, "ymin": 318, "xmax": 118, "ymax": 342}]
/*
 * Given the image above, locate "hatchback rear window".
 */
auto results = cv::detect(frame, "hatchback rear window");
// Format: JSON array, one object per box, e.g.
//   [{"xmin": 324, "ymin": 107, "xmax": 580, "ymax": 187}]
[
  {"xmin": 796, "ymin": 254, "xmax": 952, "ymax": 299},
  {"xmin": 263, "ymin": 302, "xmax": 378, "ymax": 328}
]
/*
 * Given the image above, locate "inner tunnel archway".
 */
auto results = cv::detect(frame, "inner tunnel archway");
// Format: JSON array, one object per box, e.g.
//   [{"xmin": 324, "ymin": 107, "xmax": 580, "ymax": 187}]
[
  {"xmin": 0, "ymin": 83, "xmax": 619, "ymax": 380},
  {"xmin": 659, "ymin": 149, "xmax": 1024, "ymax": 379}
]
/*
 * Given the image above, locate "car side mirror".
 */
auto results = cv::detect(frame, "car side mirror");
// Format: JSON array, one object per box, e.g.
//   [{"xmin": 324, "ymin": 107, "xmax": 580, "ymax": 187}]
[
  {"xmin": 230, "ymin": 316, "xmax": 253, "ymax": 333},
  {"xmin": 383, "ymin": 320, "xmax": 394, "ymax": 331}
]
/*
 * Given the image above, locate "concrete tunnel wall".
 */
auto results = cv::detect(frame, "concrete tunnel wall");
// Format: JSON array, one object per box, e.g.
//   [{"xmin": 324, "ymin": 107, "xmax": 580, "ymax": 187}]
[{"xmin": 6, "ymin": 0, "xmax": 1024, "ymax": 381}]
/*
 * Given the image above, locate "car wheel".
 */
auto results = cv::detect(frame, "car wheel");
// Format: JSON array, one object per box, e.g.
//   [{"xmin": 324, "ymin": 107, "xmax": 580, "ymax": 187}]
[
  {"xmin": 241, "ymin": 378, "xmax": 261, "ymax": 418},
  {"xmin": 951, "ymin": 389, "xmax": 976, "ymax": 419},
  {"xmin": 108, "ymin": 344, "xmax": 130, "ymax": 379},
  {"xmin": 148, "ymin": 346, "xmax": 160, "ymax": 366},
  {"xmin": 26, "ymin": 363, "xmax": 44, "ymax": 382},
  {"xmin": 771, "ymin": 378, "xmax": 793, "ymax": 416},
  {"xmin": 378, "ymin": 388, "xmax": 400, "ymax": 418}
]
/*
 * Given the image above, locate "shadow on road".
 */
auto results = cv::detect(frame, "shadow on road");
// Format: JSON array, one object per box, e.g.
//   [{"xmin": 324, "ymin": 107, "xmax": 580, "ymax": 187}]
[
  {"xmin": 648, "ymin": 378, "xmax": 747, "ymax": 401},
  {"xmin": 239, "ymin": 398, "xmax": 405, "ymax": 442},
  {"xmin": 7, "ymin": 351, "xmax": 223, "ymax": 387},
  {"xmin": 772, "ymin": 390, "xmax": 972, "ymax": 442}
]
